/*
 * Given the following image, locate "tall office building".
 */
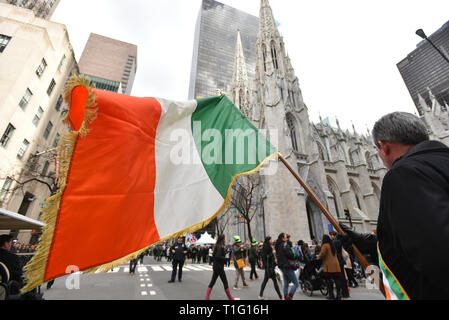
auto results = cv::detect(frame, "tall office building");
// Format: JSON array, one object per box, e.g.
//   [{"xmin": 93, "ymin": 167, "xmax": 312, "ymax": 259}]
[
  {"xmin": 78, "ymin": 33, "xmax": 137, "ymax": 95},
  {"xmin": 188, "ymin": 0, "xmax": 259, "ymax": 99},
  {"xmin": 0, "ymin": 0, "xmax": 60, "ymax": 20},
  {"xmin": 397, "ymin": 21, "xmax": 449, "ymax": 115}
]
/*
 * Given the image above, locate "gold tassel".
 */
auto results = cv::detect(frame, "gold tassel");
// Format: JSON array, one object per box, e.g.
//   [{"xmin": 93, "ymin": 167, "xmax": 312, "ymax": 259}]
[{"xmin": 21, "ymin": 75, "xmax": 97, "ymax": 294}]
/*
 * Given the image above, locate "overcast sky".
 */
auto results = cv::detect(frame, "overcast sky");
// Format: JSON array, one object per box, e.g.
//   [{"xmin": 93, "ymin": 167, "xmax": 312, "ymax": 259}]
[{"xmin": 52, "ymin": 0, "xmax": 449, "ymax": 133}]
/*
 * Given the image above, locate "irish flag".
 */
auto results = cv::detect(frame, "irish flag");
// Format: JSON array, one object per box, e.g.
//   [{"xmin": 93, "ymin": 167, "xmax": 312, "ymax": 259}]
[{"xmin": 23, "ymin": 75, "xmax": 277, "ymax": 292}]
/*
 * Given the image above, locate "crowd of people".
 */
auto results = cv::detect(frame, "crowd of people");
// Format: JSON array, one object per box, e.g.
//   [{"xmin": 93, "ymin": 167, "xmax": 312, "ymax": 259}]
[{"xmin": 140, "ymin": 230, "xmax": 365, "ymax": 301}]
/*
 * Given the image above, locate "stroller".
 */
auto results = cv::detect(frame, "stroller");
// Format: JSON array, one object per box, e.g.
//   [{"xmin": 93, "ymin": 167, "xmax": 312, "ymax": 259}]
[{"xmin": 298, "ymin": 259, "xmax": 328, "ymax": 297}]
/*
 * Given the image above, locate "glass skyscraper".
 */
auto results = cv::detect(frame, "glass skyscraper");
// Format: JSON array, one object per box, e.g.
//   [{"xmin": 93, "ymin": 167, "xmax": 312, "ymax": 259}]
[
  {"xmin": 397, "ymin": 21, "xmax": 449, "ymax": 115},
  {"xmin": 188, "ymin": 0, "xmax": 259, "ymax": 99}
]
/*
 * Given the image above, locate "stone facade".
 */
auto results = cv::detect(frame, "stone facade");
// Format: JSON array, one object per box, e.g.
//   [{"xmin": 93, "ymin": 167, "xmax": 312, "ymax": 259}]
[{"xmin": 225, "ymin": 0, "xmax": 448, "ymax": 243}]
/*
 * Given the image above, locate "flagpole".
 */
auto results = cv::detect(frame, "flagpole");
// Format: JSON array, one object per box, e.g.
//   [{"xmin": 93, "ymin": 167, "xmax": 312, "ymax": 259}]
[{"xmin": 277, "ymin": 154, "xmax": 386, "ymax": 298}]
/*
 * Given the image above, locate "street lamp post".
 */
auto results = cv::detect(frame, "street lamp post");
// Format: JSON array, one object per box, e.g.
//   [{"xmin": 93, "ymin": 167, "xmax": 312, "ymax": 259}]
[{"xmin": 416, "ymin": 29, "xmax": 449, "ymax": 64}]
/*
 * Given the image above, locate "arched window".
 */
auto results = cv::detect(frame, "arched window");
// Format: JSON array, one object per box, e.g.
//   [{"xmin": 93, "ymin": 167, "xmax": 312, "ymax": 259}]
[
  {"xmin": 287, "ymin": 114, "xmax": 299, "ymax": 152},
  {"xmin": 262, "ymin": 44, "xmax": 267, "ymax": 72},
  {"xmin": 348, "ymin": 149, "xmax": 355, "ymax": 166},
  {"xmin": 350, "ymin": 179, "xmax": 364, "ymax": 211},
  {"xmin": 365, "ymin": 151, "xmax": 374, "ymax": 169},
  {"xmin": 372, "ymin": 183, "xmax": 381, "ymax": 203},
  {"xmin": 271, "ymin": 41, "xmax": 278, "ymax": 70},
  {"xmin": 238, "ymin": 89, "xmax": 243, "ymax": 108},
  {"xmin": 317, "ymin": 143, "xmax": 328, "ymax": 161},
  {"xmin": 327, "ymin": 177, "xmax": 341, "ymax": 218}
]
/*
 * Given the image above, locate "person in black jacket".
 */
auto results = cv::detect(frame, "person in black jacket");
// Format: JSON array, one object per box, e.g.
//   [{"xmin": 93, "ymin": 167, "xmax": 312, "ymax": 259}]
[
  {"xmin": 168, "ymin": 237, "xmax": 187, "ymax": 283},
  {"xmin": 346, "ymin": 112, "xmax": 449, "ymax": 300},
  {"xmin": 274, "ymin": 233, "xmax": 299, "ymax": 300},
  {"xmin": 258, "ymin": 236, "xmax": 283, "ymax": 300},
  {"xmin": 205, "ymin": 235, "xmax": 234, "ymax": 300},
  {"xmin": 0, "ymin": 235, "xmax": 23, "ymax": 288}
]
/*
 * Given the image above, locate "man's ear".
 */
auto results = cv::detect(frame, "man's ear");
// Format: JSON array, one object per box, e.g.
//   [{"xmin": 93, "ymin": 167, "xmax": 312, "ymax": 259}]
[{"xmin": 378, "ymin": 141, "xmax": 390, "ymax": 156}]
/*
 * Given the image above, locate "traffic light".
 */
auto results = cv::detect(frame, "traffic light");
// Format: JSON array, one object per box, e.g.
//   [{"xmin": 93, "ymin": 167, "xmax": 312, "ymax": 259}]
[{"xmin": 344, "ymin": 210, "xmax": 353, "ymax": 228}]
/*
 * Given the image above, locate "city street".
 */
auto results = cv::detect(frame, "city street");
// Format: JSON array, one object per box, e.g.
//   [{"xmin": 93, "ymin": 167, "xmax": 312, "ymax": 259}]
[{"xmin": 42, "ymin": 256, "xmax": 384, "ymax": 301}]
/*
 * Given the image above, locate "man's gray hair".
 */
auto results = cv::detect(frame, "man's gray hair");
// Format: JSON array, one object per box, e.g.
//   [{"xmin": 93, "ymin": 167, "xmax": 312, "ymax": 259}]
[{"xmin": 372, "ymin": 112, "xmax": 429, "ymax": 147}]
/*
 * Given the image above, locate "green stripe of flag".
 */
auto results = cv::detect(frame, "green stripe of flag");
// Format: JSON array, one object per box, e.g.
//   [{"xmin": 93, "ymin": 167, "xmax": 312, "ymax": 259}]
[{"xmin": 192, "ymin": 95, "xmax": 276, "ymax": 199}]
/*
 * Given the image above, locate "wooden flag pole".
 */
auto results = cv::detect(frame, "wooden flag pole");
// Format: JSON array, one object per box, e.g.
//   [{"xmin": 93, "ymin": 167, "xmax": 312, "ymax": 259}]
[{"xmin": 278, "ymin": 154, "xmax": 386, "ymax": 298}]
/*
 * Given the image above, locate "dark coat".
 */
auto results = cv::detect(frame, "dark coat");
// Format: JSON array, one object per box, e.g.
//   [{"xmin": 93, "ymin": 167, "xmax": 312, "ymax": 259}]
[
  {"xmin": 0, "ymin": 248, "xmax": 23, "ymax": 287},
  {"xmin": 262, "ymin": 245, "xmax": 276, "ymax": 275},
  {"xmin": 275, "ymin": 241, "xmax": 295, "ymax": 270},
  {"xmin": 212, "ymin": 245, "xmax": 226, "ymax": 270},
  {"xmin": 377, "ymin": 141, "xmax": 449, "ymax": 299},
  {"xmin": 170, "ymin": 242, "xmax": 187, "ymax": 261}
]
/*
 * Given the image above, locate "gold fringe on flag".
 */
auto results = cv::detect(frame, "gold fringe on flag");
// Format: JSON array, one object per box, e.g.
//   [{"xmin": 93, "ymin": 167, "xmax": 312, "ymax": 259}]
[
  {"xmin": 21, "ymin": 74, "xmax": 280, "ymax": 291},
  {"xmin": 21, "ymin": 75, "xmax": 97, "ymax": 294}
]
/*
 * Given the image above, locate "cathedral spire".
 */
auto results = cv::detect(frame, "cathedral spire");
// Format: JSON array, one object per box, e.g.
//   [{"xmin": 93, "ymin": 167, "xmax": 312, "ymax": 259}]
[
  {"xmin": 259, "ymin": 0, "xmax": 280, "ymax": 39},
  {"xmin": 230, "ymin": 30, "xmax": 251, "ymax": 117}
]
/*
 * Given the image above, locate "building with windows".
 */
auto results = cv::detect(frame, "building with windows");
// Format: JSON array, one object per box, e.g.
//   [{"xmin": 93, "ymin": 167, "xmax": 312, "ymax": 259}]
[
  {"xmin": 0, "ymin": 0, "xmax": 60, "ymax": 20},
  {"xmin": 188, "ymin": 0, "xmax": 259, "ymax": 100},
  {"xmin": 78, "ymin": 33, "xmax": 137, "ymax": 95},
  {"xmin": 0, "ymin": 3, "xmax": 78, "ymax": 244},
  {"xmin": 397, "ymin": 21, "xmax": 449, "ymax": 116}
]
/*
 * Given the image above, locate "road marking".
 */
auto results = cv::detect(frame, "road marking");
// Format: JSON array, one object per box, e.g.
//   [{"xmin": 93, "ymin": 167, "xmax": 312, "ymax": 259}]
[
  {"xmin": 140, "ymin": 284, "xmax": 146, "ymax": 287},
  {"xmin": 149, "ymin": 265, "xmax": 164, "ymax": 272},
  {"xmin": 141, "ymin": 291, "xmax": 148, "ymax": 296},
  {"xmin": 108, "ymin": 268, "xmax": 120, "ymax": 273},
  {"xmin": 184, "ymin": 265, "xmax": 203, "ymax": 271},
  {"xmin": 147, "ymin": 284, "xmax": 153, "ymax": 287},
  {"xmin": 124, "ymin": 268, "xmax": 130, "ymax": 273},
  {"xmin": 196, "ymin": 265, "xmax": 213, "ymax": 271},
  {"xmin": 161, "ymin": 265, "xmax": 173, "ymax": 271},
  {"xmin": 138, "ymin": 266, "xmax": 148, "ymax": 273},
  {"xmin": 150, "ymin": 291, "xmax": 156, "ymax": 295}
]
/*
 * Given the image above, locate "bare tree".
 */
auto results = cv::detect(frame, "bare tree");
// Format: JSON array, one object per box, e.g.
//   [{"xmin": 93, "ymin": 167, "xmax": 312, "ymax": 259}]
[
  {"xmin": 229, "ymin": 174, "xmax": 261, "ymax": 242},
  {"xmin": 215, "ymin": 206, "xmax": 234, "ymax": 237},
  {"xmin": 0, "ymin": 148, "xmax": 58, "ymax": 206}
]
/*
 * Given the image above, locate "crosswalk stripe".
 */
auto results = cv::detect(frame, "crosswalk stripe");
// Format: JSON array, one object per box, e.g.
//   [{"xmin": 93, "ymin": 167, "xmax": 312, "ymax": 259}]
[
  {"xmin": 149, "ymin": 265, "xmax": 164, "ymax": 272},
  {"xmin": 161, "ymin": 265, "xmax": 173, "ymax": 271},
  {"xmin": 184, "ymin": 265, "xmax": 203, "ymax": 271},
  {"xmin": 195, "ymin": 265, "xmax": 213, "ymax": 271},
  {"xmin": 138, "ymin": 266, "xmax": 148, "ymax": 272}
]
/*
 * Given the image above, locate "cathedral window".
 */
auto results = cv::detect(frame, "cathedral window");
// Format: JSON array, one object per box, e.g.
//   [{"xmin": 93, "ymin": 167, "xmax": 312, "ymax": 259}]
[
  {"xmin": 271, "ymin": 42, "xmax": 279, "ymax": 70},
  {"xmin": 365, "ymin": 151, "xmax": 374, "ymax": 169},
  {"xmin": 262, "ymin": 44, "xmax": 267, "ymax": 72}
]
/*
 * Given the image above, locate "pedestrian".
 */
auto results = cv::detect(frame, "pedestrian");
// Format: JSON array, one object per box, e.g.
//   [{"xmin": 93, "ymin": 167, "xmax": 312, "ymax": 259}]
[
  {"xmin": 208, "ymin": 246, "xmax": 213, "ymax": 265},
  {"xmin": 329, "ymin": 231, "xmax": 350, "ymax": 298},
  {"xmin": 302, "ymin": 242, "xmax": 312, "ymax": 264},
  {"xmin": 129, "ymin": 257, "xmax": 138, "ymax": 274},
  {"xmin": 258, "ymin": 236, "xmax": 283, "ymax": 300},
  {"xmin": 232, "ymin": 236, "xmax": 249, "ymax": 290},
  {"xmin": 191, "ymin": 245, "xmax": 198, "ymax": 264},
  {"xmin": 317, "ymin": 235, "xmax": 344, "ymax": 300},
  {"xmin": 205, "ymin": 235, "xmax": 235, "ymax": 300},
  {"xmin": 249, "ymin": 239, "xmax": 259, "ymax": 281},
  {"xmin": 274, "ymin": 233, "xmax": 299, "ymax": 300},
  {"xmin": 197, "ymin": 246, "xmax": 202, "ymax": 264},
  {"xmin": 294, "ymin": 240, "xmax": 305, "ymax": 264},
  {"xmin": 225, "ymin": 246, "xmax": 232, "ymax": 267},
  {"xmin": 168, "ymin": 237, "xmax": 188, "ymax": 283}
]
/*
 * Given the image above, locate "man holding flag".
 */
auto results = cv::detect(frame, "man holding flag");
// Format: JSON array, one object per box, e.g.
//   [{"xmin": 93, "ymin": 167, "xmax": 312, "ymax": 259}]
[{"xmin": 345, "ymin": 112, "xmax": 449, "ymax": 300}]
